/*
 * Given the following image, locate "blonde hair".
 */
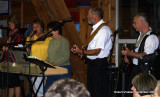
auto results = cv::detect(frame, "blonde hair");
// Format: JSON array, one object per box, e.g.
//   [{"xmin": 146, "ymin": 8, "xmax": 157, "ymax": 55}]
[
  {"xmin": 132, "ymin": 73, "xmax": 157, "ymax": 96},
  {"xmin": 155, "ymin": 81, "xmax": 160, "ymax": 96}
]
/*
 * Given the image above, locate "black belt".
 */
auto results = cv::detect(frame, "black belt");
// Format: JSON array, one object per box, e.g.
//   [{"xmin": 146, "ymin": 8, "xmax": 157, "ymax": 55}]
[
  {"xmin": 87, "ymin": 57, "xmax": 108, "ymax": 61},
  {"xmin": 133, "ymin": 64, "xmax": 139, "ymax": 66}
]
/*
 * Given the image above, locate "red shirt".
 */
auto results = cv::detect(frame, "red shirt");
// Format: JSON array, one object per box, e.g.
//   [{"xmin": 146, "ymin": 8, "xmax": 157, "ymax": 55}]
[{"xmin": 2, "ymin": 28, "xmax": 25, "ymax": 62}]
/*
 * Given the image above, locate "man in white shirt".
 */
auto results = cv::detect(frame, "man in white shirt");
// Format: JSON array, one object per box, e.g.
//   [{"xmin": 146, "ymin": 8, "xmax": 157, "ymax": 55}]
[
  {"xmin": 121, "ymin": 12, "xmax": 159, "ymax": 94},
  {"xmin": 71, "ymin": 7, "xmax": 112, "ymax": 97}
]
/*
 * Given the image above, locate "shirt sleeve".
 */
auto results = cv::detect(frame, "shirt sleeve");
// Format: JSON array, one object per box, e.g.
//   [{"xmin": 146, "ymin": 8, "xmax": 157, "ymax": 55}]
[{"xmin": 144, "ymin": 35, "xmax": 159, "ymax": 54}]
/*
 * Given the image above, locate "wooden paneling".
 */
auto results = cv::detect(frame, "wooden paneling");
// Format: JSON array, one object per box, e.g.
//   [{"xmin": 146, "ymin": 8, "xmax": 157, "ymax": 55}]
[
  {"xmin": 0, "ymin": 1, "xmax": 39, "ymax": 28},
  {"xmin": 98, "ymin": 0, "xmax": 116, "ymax": 31},
  {"xmin": 46, "ymin": 0, "xmax": 81, "ymax": 44},
  {"xmin": 10, "ymin": 1, "xmax": 22, "ymax": 26},
  {"xmin": 23, "ymin": 1, "xmax": 39, "ymax": 26},
  {"xmin": 79, "ymin": 8, "xmax": 92, "ymax": 43}
]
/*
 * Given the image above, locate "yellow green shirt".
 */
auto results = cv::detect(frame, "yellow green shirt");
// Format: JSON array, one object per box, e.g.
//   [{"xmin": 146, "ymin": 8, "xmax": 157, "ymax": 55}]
[{"xmin": 26, "ymin": 35, "xmax": 52, "ymax": 61}]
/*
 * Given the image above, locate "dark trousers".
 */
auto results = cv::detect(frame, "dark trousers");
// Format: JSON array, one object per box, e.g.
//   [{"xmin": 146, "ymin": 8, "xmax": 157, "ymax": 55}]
[
  {"xmin": 128, "ymin": 65, "xmax": 142, "ymax": 88},
  {"xmin": 87, "ymin": 57, "xmax": 109, "ymax": 97},
  {"xmin": 126, "ymin": 65, "xmax": 142, "ymax": 97},
  {"xmin": 45, "ymin": 65, "xmax": 71, "ymax": 92}
]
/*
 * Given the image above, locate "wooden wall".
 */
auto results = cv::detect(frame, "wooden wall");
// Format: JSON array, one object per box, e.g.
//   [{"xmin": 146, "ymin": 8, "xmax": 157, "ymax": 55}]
[
  {"xmin": 0, "ymin": 1, "xmax": 39, "ymax": 28},
  {"xmin": 0, "ymin": 0, "xmax": 116, "ymax": 94}
]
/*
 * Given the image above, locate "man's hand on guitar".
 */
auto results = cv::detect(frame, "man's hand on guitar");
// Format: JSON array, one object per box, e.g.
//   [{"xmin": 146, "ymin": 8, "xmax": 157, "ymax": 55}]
[
  {"xmin": 121, "ymin": 47, "xmax": 131, "ymax": 56},
  {"xmin": 71, "ymin": 44, "xmax": 83, "ymax": 55},
  {"xmin": 121, "ymin": 44, "xmax": 131, "ymax": 64}
]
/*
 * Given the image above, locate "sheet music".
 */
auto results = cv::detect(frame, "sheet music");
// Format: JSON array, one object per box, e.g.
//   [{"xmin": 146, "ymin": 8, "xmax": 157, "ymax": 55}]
[{"xmin": 28, "ymin": 56, "xmax": 55, "ymax": 68}]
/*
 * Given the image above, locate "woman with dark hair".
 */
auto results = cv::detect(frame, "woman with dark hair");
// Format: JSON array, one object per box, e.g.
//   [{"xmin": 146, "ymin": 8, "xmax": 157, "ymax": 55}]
[
  {"xmin": 26, "ymin": 19, "xmax": 52, "ymax": 97},
  {"xmin": 45, "ymin": 21, "xmax": 71, "ymax": 91},
  {"xmin": 1, "ymin": 15, "xmax": 25, "ymax": 97}
]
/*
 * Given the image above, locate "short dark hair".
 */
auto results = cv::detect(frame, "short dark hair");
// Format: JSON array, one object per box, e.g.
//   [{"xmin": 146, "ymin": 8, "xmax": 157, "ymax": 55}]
[
  {"xmin": 132, "ymin": 73, "xmax": 157, "ymax": 96},
  {"xmin": 136, "ymin": 12, "xmax": 150, "ymax": 25},
  {"xmin": 7, "ymin": 15, "xmax": 19, "ymax": 28},
  {"xmin": 32, "ymin": 19, "xmax": 45, "ymax": 31},
  {"xmin": 45, "ymin": 78, "xmax": 90, "ymax": 97},
  {"xmin": 47, "ymin": 21, "xmax": 62, "ymax": 35},
  {"xmin": 91, "ymin": 7, "xmax": 104, "ymax": 19}
]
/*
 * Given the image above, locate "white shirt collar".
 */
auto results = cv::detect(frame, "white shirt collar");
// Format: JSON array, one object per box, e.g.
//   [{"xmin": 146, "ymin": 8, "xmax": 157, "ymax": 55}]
[
  {"xmin": 92, "ymin": 19, "xmax": 105, "ymax": 30},
  {"xmin": 139, "ymin": 27, "xmax": 152, "ymax": 35},
  {"xmin": 91, "ymin": 19, "xmax": 105, "ymax": 35}
]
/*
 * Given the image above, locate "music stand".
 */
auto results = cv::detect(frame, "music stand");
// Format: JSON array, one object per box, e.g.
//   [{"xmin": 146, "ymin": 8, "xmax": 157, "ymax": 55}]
[
  {"xmin": 25, "ymin": 56, "xmax": 55, "ymax": 97},
  {"xmin": 11, "ymin": 50, "xmax": 29, "ymax": 64},
  {"xmin": 27, "ymin": 56, "xmax": 55, "ymax": 69}
]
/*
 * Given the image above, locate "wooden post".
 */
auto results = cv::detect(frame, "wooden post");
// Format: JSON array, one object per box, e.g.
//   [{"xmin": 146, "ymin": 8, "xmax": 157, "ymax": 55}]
[{"xmin": 21, "ymin": 2, "xmax": 24, "ymax": 28}]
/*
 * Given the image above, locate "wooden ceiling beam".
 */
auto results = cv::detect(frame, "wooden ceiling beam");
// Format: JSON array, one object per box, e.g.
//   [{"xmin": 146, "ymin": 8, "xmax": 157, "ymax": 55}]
[
  {"xmin": 31, "ymin": 0, "xmax": 55, "ymax": 29},
  {"xmin": 46, "ymin": 0, "xmax": 82, "ymax": 46}
]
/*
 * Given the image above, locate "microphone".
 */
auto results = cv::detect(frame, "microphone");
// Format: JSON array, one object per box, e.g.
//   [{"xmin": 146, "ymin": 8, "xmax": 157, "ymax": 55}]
[
  {"xmin": 37, "ymin": 33, "xmax": 53, "ymax": 41},
  {"xmin": 25, "ymin": 33, "xmax": 53, "ymax": 48},
  {"xmin": 47, "ymin": 34, "xmax": 53, "ymax": 37},
  {"xmin": 59, "ymin": 17, "xmax": 72, "ymax": 26},
  {"xmin": 30, "ymin": 30, "xmax": 37, "ymax": 39},
  {"xmin": 113, "ymin": 27, "xmax": 123, "ymax": 36}
]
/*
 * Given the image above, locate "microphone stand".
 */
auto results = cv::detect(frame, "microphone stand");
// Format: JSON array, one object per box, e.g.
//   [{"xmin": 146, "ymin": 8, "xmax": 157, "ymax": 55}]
[
  {"xmin": 121, "ymin": 45, "xmax": 127, "ymax": 97},
  {"xmin": 108, "ymin": 31, "xmax": 118, "ymax": 97},
  {"xmin": 1, "ymin": 43, "xmax": 23, "ymax": 97},
  {"xmin": 6, "ymin": 45, "xmax": 10, "ymax": 97},
  {"xmin": 25, "ymin": 31, "xmax": 52, "ymax": 97},
  {"xmin": 25, "ymin": 31, "xmax": 52, "ymax": 49},
  {"xmin": 108, "ymin": 27, "xmax": 121, "ymax": 97},
  {"xmin": 27, "ymin": 42, "xmax": 32, "ymax": 97}
]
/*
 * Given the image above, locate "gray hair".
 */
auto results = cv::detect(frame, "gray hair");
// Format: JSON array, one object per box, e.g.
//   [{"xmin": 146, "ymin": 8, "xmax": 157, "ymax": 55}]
[
  {"xmin": 136, "ymin": 12, "xmax": 150, "ymax": 25},
  {"xmin": 91, "ymin": 7, "xmax": 104, "ymax": 19},
  {"xmin": 45, "ymin": 78, "xmax": 90, "ymax": 97}
]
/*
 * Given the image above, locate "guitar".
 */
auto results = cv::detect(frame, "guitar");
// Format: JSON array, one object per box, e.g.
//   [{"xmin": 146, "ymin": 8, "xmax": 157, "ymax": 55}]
[
  {"xmin": 80, "ymin": 46, "xmax": 86, "ymax": 61},
  {"xmin": 121, "ymin": 44, "xmax": 131, "ymax": 74},
  {"xmin": 72, "ymin": 44, "xmax": 86, "ymax": 62}
]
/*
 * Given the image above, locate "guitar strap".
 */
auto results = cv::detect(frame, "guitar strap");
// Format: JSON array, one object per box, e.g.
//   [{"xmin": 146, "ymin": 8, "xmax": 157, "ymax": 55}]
[{"xmin": 82, "ymin": 23, "xmax": 107, "ymax": 48}]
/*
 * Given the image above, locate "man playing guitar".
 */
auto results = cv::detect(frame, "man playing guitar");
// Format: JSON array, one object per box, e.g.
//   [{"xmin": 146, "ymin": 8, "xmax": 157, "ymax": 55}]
[{"xmin": 71, "ymin": 7, "xmax": 113, "ymax": 97}]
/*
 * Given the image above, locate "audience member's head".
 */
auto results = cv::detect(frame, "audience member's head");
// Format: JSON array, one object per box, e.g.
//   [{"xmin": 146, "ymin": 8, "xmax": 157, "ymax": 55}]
[
  {"xmin": 131, "ymin": 73, "xmax": 157, "ymax": 97},
  {"xmin": 153, "ymin": 80, "xmax": 160, "ymax": 97},
  {"xmin": 45, "ymin": 78, "xmax": 90, "ymax": 97}
]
